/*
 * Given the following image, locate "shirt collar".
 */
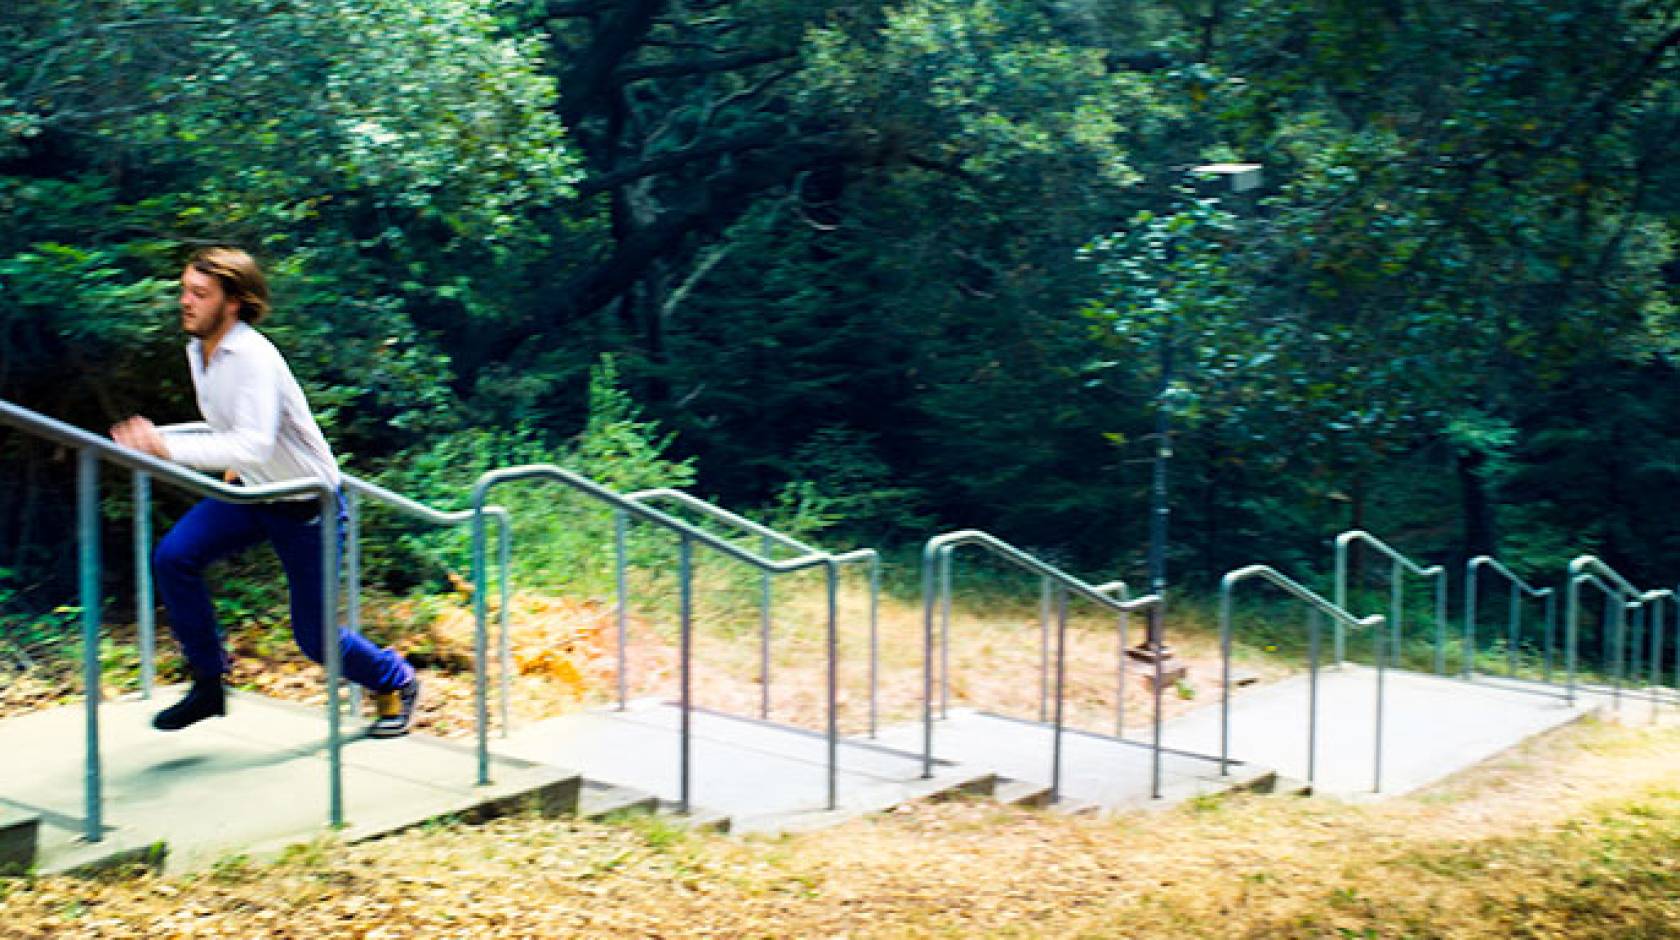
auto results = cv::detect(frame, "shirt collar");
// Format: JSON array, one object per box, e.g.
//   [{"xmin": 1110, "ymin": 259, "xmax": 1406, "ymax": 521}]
[{"xmin": 187, "ymin": 320, "xmax": 257, "ymax": 361}]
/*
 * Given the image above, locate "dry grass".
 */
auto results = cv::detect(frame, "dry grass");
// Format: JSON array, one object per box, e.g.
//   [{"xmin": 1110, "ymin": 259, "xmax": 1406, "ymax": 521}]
[
  {"xmin": 1, "ymin": 576, "xmax": 1257, "ymax": 741},
  {"xmin": 2, "ymin": 715, "xmax": 1676, "ymax": 937}
]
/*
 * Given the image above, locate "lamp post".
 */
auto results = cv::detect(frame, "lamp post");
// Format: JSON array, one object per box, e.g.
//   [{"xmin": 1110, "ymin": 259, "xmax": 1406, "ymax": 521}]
[{"xmin": 1126, "ymin": 162, "xmax": 1263, "ymax": 687}]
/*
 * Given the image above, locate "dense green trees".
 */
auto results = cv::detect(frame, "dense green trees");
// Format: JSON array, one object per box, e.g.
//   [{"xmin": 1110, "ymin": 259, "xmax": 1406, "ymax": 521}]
[{"xmin": 2, "ymin": 0, "xmax": 1677, "ymax": 624}]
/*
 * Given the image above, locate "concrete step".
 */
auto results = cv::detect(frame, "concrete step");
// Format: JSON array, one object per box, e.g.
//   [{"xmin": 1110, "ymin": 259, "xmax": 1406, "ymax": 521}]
[
  {"xmin": 873, "ymin": 709, "xmax": 1274, "ymax": 814},
  {"xmin": 495, "ymin": 700, "xmax": 1000, "ymax": 835},
  {"xmin": 576, "ymin": 780, "xmax": 661, "ymax": 821},
  {"xmin": 0, "ymin": 688, "xmax": 580, "ymax": 875},
  {"xmin": 1158, "ymin": 666, "xmax": 1594, "ymax": 800},
  {"xmin": 574, "ymin": 779, "xmax": 734, "ymax": 833},
  {"xmin": 1267, "ymin": 775, "xmax": 1314, "ymax": 797},
  {"xmin": 927, "ymin": 771, "xmax": 999, "ymax": 801},
  {"xmin": 991, "ymin": 778, "xmax": 1054, "ymax": 808},
  {"xmin": 654, "ymin": 801, "xmax": 733, "ymax": 834},
  {"xmin": 1049, "ymin": 797, "xmax": 1104, "ymax": 817}
]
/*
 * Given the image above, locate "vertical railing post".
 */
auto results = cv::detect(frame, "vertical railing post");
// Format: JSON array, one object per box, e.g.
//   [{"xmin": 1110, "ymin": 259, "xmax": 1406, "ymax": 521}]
[
  {"xmin": 1463, "ymin": 560, "xmax": 1478, "ymax": 679},
  {"xmin": 1434, "ymin": 571, "xmax": 1448, "ymax": 676},
  {"xmin": 1542, "ymin": 590, "xmax": 1557, "ymax": 686},
  {"xmin": 825, "ymin": 561, "xmax": 839, "ymax": 811},
  {"xmin": 938, "ymin": 547, "xmax": 952, "ymax": 719},
  {"xmin": 677, "ymin": 535, "xmax": 693, "ymax": 814},
  {"xmin": 1218, "ymin": 583, "xmax": 1232, "ymax": 777},
  {"xmin": 322, "ymin": 487, "xmax": 343, "ymax": 828},
  {"xmin": 1671, "ymin": 593, "xmax": 1680, "ymax": 708},
  {"xmin": 345, "ymin": 489, "xmax": 362, "ymax": 720},
  {"xmin": 1116, "ymin": 585, "xmax": 1130, "ymax": 739},
  {"xmin": 133, "ymin": 471, "xmax": 154, "ymax": 700},
  {"xmin": 759, "ymin": 533, "xmax": 772, "ymax": 721},
  {"xmin": 1333, "ymin": 539, "xmax": 1349, "ymax": 665},
  {"xmin": 1630, "ymin": 604, "xmax": 1644, "ymax": 703},
  {"xmin": 1389, "ymin": 560, "xmax": 1404, "ymax": 672},
  {"xmin": 1050, "ymin": 586, "xmax": 1068, "ymax": 802},
  {"xmin": 1307, "ymin": 608, "xmax": 1321, "ymax": 788},
  {"xmin": 1151, "ymin": 597, "xmax": 1165, "ymax": 800},
  {"xmin": 1609, "ymin": 601, "xmax": 1622, "ymax": 712},
  {"xmin": 471, "ymin": 496, "xmax": 491, "ymax": 787},
  {"xmin": 1376, "ymin": 559, "xmax": 1397, "ymax": 794},
  {"xmin": 1650, "ymin": 601, "xmax": 1664, "ymax": 719},
  {"xmin": 497, "ymin": 515, "xmax": 512, "ymax": 737},
  {"xmin": 1506, "ymin": 579, "xmax": 1520, "ymax": 678},
  {"xmin": 614, "ymin": 509, "xmax": 628, "ymax": 711},
  {"xmin": 920, "ymin": 543, "xmax": 937, "ymax": 779},
  {"xmin": 78, "ymin": 450, "xmax": 104, "ymax": 843},
  {"xmin": 1565, "ymin": 575, "xmax": 1580, "ymax": 704},
  {"xmin": 1038, "ymin": 577, "xmax": 1051, "ymax": 723},
  {"xmin": 868, "ymin": 558, "xmax": 880, "ymax": 738}
]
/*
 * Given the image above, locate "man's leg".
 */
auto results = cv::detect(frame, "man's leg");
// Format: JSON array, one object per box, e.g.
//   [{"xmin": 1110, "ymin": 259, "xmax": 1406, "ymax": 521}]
[
  {"xmin": 151, "ymin": 499, "xmax": 268, "ymax": 729},
  {"xmin": 263, "ymin": 500, "xmax": 418, "ymax": 732}
]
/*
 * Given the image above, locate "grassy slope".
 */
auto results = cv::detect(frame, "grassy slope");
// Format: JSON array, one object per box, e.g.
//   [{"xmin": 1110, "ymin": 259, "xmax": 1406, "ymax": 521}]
[{"xmin": 2, "ymin": 716, "xmax": 1676, "ymax": 938}]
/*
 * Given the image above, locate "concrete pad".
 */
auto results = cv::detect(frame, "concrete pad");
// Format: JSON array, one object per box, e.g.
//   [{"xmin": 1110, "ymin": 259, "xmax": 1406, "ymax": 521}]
[
  {"xmin": 493, "ymin": 699, "xmax": 993, "ymax": 834},
  {"xmin": 871, "ymin": 709, "xmax": 1274, "ymax": 812},
  {"xmin": 0, "ymin": 687, "xmax": 578, "ymax": 874},
  {"xmin": 1156, "ymin": 666, "xmax": 1594, "ymax": 799}
]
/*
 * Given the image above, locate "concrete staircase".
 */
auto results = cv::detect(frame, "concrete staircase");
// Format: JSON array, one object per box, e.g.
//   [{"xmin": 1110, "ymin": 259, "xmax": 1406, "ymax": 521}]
[{"xmin": 0, "ymin": 663, "xmax": 1619, "ymax": 875}]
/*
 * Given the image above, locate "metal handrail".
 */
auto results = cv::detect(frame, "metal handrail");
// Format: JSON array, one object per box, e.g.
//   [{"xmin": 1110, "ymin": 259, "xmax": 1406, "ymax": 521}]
[
  {"xmin": 623, "ymin": 488, "xmax": 883, "ymax": 735},
  {"xmin": 1667, "ymin": 586, "xmax": 1680, "ymax": 712},
  {"xmin": 1333, "ymin": 530, "xmax": 1449, "ymax": 674},
  {"xmin": 1565, "ymin": 555, "xmax": 1643, "ymax": 704},
  {"xmin": 470, "ymin": 465, "xmax": 852, "ymax": 813},
  {"xmin": 1092, "ymin": 580, "xmax": 1132, "ymax": 738},
  {"xmin": 1612, "ymin": 588, "xmax": 1674, "ymax": 716},
  {"xmin": 917, "ymin": 530, "xmax": 1164, "ymax": 801},
  {"xmin": 338, "ymin": 476, "xmax": 514, "ymax": 733},
  {"xmin": 1463, "ymin": 556, "xmax": 1557, "ymax": 683},
  {"xmin": 1027, "ymin": 577, "xmax": 1132, "ymax": 736},
  {"xmin": 1632, "ymin": 589, "xmax": 1673, "ymax": 717},
  {"xmin": 1219, "ymin": 564, "xmax": 1387, "ymax": 791},
  {"xmin": 0, "ymin": 398, "xmax": 346, "ymax": 838}
]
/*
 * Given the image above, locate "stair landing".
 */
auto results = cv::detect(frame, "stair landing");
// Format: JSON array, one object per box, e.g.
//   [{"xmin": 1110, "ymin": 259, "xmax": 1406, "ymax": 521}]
[{"xmin": 0, "ymin": 687, "xmax": 576, "ymax": 874}]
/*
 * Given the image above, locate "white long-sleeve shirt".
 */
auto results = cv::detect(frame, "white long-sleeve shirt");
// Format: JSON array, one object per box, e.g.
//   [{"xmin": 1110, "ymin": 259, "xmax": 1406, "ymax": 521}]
[{"xmin": 159, "ymin": 320, "xmax": 341, "ymax": 490}]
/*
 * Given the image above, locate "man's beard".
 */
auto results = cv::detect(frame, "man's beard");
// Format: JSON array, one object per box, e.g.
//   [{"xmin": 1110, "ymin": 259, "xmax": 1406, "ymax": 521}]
[{"xmin": 183, "ymin": 308, "xmax": 235, "ymax": 338}]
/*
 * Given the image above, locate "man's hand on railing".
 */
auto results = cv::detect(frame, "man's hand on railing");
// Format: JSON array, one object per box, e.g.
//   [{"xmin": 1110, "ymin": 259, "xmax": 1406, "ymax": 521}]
[{"xmin": 110, "ymin": 416, "xmax": 172, "ymax": 460}]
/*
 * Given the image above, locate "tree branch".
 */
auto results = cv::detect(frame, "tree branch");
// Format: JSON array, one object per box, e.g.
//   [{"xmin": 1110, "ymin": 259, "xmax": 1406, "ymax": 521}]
[
  {"xmin": 1534, "ymin": 22, "xmax": 1680, "ymax": 154},
  {"xmin": 541, "ymin": 0, "xmax": 617, "ymax": 18},
  {"xmin": 615, "ymin": 49, "xmax": 795, "ymax": 83},
  {"xmin": 494, "ymin": 134, "xmax": 880, "ymax": 362},
  {"xmin": 574, "ymin": 124, "xmax": 782, "ymax": 197},
  {"xmin": 558, "ymin": 0, "xmax": 667, "ymax": 127},
  {"xmin": 904, "ymin": 153, "xmax": 983, "ymax": 187}
]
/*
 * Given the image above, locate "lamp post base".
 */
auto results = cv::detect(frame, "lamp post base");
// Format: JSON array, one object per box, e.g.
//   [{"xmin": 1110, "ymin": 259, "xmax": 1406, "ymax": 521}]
[{"xmin": 1126, "ymin": 643, "xmax": 1188, "ymax": 689}]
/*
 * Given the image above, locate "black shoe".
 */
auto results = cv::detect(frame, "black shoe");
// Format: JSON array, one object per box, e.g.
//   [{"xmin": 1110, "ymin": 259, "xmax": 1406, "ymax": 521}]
[
  {"xmin": 153, "ymin": 675, "xmax": 226, "ymax": 731},
  {"xmin": 368, "ymin": 677, "xmax": 420, "ymax": 738}
]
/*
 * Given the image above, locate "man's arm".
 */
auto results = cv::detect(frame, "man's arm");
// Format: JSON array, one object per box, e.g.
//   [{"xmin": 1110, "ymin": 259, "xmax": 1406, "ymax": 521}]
[
  {"xmin": 158, "ymin": 349, "xmax": 284, "ymax": 472},
  {"xmin": 110, "ymin": 416, "xmax": 171, "ymax": 459}
]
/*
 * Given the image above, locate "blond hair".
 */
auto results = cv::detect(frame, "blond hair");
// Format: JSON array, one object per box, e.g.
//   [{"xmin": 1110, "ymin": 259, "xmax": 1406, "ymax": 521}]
[{"xmin": 187, "ymin": 247, "xmax": 271, "ymax": 324}]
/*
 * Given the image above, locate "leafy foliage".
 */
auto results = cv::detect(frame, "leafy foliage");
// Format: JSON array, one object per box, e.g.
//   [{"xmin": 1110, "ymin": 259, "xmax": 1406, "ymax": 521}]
[{"xmin": 1, "ymin": 0, "xmax": 1678, "ymax": 680}]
